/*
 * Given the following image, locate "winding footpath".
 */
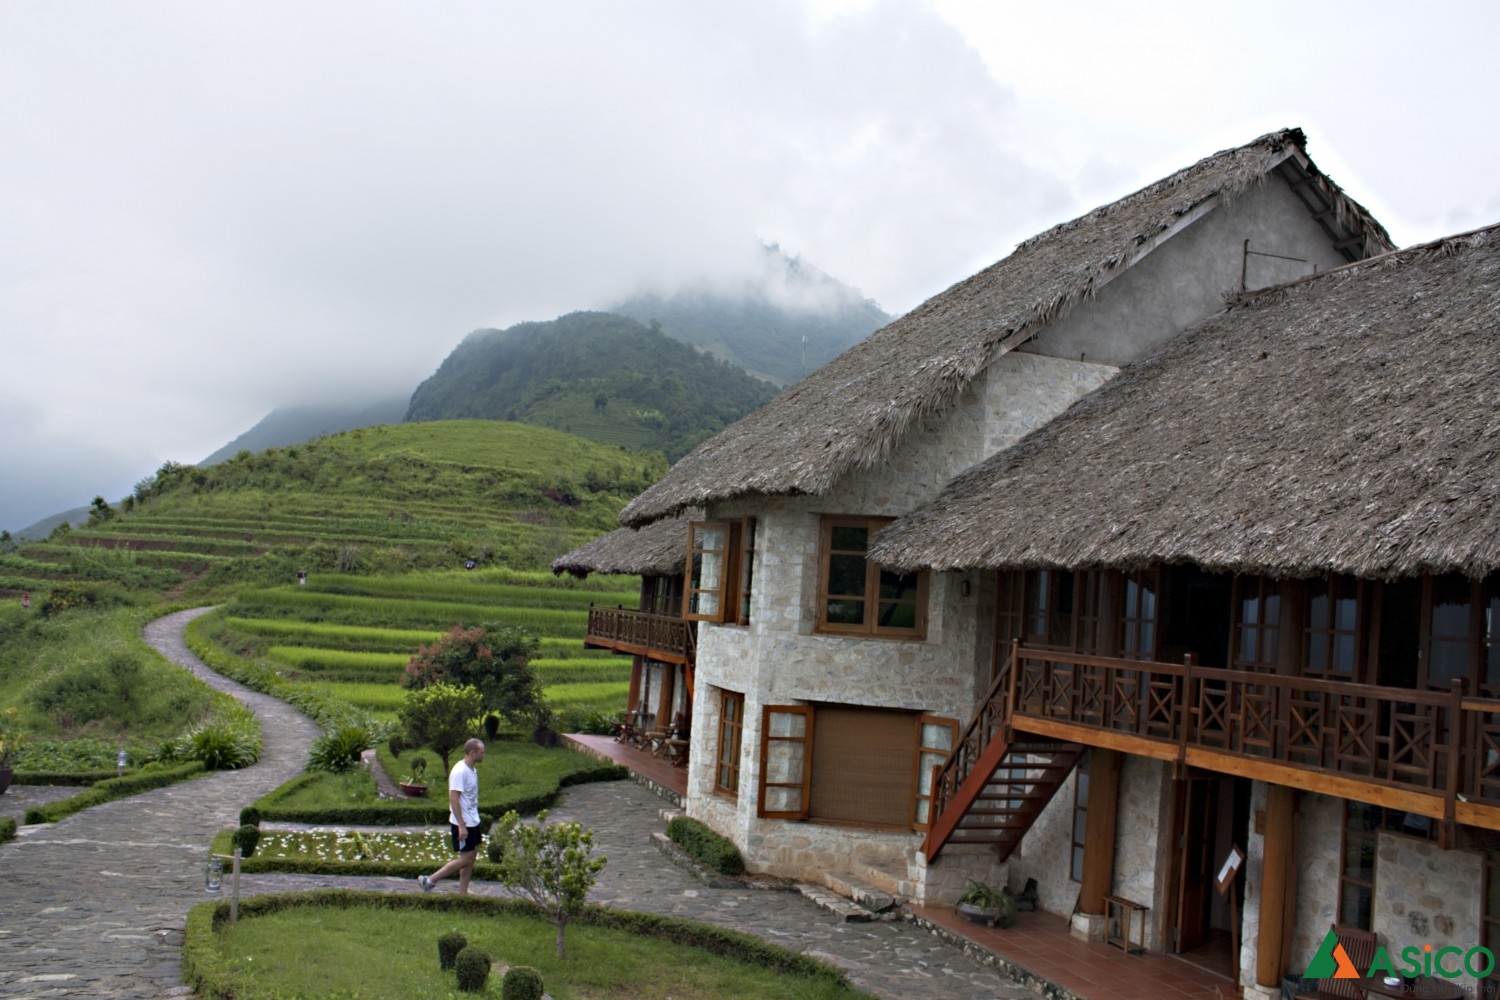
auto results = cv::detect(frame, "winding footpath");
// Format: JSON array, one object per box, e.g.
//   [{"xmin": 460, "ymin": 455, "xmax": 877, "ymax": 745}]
[{"xmin": 0, "ymin": 608, "xmax": 1029, "ymax": 999}]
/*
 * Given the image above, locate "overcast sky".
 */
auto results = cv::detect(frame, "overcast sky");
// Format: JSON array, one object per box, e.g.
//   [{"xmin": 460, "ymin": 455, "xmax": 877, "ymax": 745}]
[{"xmin": 3, "ymin": 0, "xmax": 1498, "ymax": 532}]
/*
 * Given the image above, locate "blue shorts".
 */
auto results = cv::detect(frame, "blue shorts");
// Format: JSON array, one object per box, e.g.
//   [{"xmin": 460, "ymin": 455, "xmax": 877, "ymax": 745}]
[{"xmin": 450, "ymin": 822, "xmax": 483, "ymax": 854}]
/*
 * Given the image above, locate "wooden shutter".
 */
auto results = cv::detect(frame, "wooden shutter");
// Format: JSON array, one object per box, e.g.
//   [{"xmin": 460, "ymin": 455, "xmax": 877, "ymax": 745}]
[
  {"xmin": 808, "ymin": 705, "xmax": 916, "ymax": 828},
  {"xmin": 757, "ymin": 705, "xmax": 812, "ymax": 819}
]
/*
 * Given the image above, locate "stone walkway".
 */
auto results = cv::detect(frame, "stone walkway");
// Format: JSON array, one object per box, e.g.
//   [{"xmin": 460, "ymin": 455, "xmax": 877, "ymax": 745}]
[{"xmin": 0, "ymin": 608, "xmax": 1032, "ymax": 999}]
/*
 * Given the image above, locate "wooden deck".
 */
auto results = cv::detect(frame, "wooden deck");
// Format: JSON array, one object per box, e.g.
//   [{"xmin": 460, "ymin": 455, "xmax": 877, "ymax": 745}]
[{"xmin": 563, "ymin": 732, "xmax": 688, "ymax": 799}]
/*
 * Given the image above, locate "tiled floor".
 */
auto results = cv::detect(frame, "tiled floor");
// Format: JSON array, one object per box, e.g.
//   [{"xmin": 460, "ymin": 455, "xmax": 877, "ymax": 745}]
[
  {"xmin": 910, "ymin": 903, "xmax": 1237, "ymax": 1000},
  {"xmin": 565, "ymin": 731, "xmax": 1237, "ymax": 1000}
]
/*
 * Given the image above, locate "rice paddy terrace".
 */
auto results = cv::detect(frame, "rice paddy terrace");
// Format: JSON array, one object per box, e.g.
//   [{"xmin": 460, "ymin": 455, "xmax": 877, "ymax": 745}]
[{"xmin": 0, "ymin": 420, "xmax": 659, "ymax": 723}]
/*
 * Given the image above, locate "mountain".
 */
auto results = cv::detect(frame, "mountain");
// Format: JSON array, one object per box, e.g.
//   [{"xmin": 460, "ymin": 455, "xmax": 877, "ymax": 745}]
[
  {"xmin": 199, "ymin": 397, "xmax": 412, "ymax": 466},
  {"xmin": 612, "ymin": 243, "xmax": 892, "ymax": 385},
  {"xmin": 405, "ymin": 312, "xmax": 777, "ymax": 461}
]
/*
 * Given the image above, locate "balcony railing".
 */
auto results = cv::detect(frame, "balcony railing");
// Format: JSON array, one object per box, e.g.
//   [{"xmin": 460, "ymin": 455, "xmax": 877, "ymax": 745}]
[
  {"xmin": 931, "ymin": 641, "xmax": 1500, "ymax": 842},
  {"xmin": 584, "ymin": 605, "xmax": 695, "ymax": 665}
]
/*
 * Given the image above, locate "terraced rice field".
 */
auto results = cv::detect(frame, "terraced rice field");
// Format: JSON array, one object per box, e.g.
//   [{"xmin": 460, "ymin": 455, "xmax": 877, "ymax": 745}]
[{"xmin": 214, "ymin": 568, "xmax": 639, "ymax": 723}]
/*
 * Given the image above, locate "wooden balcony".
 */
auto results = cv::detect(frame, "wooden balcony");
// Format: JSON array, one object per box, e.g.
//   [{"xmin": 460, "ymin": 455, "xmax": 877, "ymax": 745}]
[
  {"xmin": 583, "ymin": 605, "xmax": 695, "ymax": 665},
  {"xmin": 927, "ymin": 642, "xmax": 1500, "ymax": 858}
]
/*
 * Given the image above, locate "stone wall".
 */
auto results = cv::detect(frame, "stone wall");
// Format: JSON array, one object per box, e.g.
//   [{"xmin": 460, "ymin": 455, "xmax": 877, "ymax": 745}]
[
  {"xmin": 1112, "ymin": 757, "xmax": 1173, "ymax": 953},
  {"xmin": 1373, "ymin": 831, "xmax": 1483, "ymax": 992}
]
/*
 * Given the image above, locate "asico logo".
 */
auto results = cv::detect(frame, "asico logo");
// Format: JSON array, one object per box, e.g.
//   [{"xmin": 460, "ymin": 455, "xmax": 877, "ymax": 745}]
[{"xmin": 1307, "ymin": 927, "xmax": 1496, "ymax": 980}]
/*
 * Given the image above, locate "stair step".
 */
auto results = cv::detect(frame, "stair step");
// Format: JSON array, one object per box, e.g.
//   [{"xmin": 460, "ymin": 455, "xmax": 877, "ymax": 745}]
[{"xmin": 795, "ymin": 883, "xmax": 878, "ymax": 922}]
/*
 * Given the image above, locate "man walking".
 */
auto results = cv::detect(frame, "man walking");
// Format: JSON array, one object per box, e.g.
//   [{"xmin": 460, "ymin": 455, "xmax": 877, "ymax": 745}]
[{"xmin": 417, "ymin": 738, "xmax": 485, "ymax": 894}]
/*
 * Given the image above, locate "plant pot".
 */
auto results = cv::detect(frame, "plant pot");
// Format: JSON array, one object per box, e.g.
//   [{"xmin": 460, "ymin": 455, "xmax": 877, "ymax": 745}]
[
  {"xmin": 397, "ymin": 782, "xmax": 428, "ymax": 797},
  {"xmin": 533, "ymin": 726, "xmax": 559, "ymax": 748},
  {"xmin": 0, "ymin": 764, "xmax": 12, "ymax": 796},
  {"xmin": 956, "ymin": 901, "xmax": 1000, "ymax": 926}
]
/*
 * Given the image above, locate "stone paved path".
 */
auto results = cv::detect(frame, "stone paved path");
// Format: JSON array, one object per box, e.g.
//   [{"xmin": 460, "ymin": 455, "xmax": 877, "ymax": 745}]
[{"xmin": 0, "ymin": 608, "xmax": 1031, "ymax": 1000}]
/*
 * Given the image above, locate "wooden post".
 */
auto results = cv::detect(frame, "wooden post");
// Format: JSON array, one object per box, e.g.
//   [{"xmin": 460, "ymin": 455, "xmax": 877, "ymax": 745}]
[
  {"xmin": 1078, "ymin": 749, "xmax": 1121, "ymax": 916},
  {"xmin": 1255, "ymin": 784, "xmax": 1296, "ymax": 987},
  {"xmin": 230, "ymin": 848, "xmax": 241, "ymax": 924}
]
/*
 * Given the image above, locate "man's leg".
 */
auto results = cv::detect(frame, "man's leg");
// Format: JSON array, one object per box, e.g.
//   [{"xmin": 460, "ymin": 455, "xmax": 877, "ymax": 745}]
[{"xmin": 457, "ymin": 849, "xmax": 476, "ymax": 894}]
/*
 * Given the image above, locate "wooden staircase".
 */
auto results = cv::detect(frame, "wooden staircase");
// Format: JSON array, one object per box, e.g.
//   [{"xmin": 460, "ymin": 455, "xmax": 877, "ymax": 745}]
[{"xmin": 924, "ymin": 641, "xmax": 1084, "ymax": 861}]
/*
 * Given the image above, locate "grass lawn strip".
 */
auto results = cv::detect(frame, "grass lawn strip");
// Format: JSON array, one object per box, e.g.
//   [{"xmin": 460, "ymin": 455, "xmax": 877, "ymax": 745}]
[{"xmin": 187, "ymin": 891, "xmax": 874, "ymax": 1000}]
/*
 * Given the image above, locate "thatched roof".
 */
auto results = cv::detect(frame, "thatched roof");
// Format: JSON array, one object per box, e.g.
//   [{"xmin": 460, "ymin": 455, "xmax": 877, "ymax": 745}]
[
  {"xmin": 551, "ymin": 509, "xmax": 699, "ymax": 578},
  {"xmin": 620, "ymin": 128, "xmax": 1391, "ymax": 528},
  {"xmin": 869, "ymin": 225, "xmax": 1500, "ymax": 581}
]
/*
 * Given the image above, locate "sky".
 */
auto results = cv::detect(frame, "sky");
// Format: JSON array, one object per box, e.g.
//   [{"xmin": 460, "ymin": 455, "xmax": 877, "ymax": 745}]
[{"xmin": 3, "ymin": 0, "xmax": 1498, "ymax": 532}]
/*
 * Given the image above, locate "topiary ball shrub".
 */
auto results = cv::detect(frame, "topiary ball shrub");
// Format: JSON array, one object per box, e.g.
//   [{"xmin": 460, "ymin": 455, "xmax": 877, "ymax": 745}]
[
  {"xmin": 438, "ymin": 931, "xmax": 468, "ymax": 971},
  {"xmin": 238, "ymin": 806, "xmax": 261, "ymax": 827},
  {"xmin": 502, "ymin": 965, "xmax": 544, "ymax": 1000},
  {"xmin": 454, "ymin": 946, "xmax": 491, "ymax": 992},
  {"xmin": 0, "ymin": 816, "xmax": 15, "ymax": 845},
  {"xmin": 231, "ymin": 823, "xmax": 261, "ymax": 858}
]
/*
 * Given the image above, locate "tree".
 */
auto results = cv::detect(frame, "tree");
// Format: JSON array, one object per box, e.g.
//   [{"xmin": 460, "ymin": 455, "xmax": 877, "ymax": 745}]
[
  {"xmin": 397, "ymin": 683, "xmax": 483, "ymax": 772},
  {"xmin": 87, "ymin": 496, "xmax": 115, "ymax": 526},
  {"xmin": 402, "ymin": 625, "xmax": 542, "ymax": 725},
  {"xmin": 490, "ymin": 809, "xmax": 606, "ymax": 958}
]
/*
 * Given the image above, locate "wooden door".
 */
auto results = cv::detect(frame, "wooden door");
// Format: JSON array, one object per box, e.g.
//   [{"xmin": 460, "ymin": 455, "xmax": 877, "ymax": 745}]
[{"xmin": 1173, "ymin": 778, "xmax": 1217, "ymax": 952}]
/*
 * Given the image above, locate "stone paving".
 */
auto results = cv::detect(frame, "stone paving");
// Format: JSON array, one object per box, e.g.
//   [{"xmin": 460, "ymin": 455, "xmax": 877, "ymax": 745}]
[{"xmin": 0, "ymin": 607, "xmax": 1033, "ymax": 1000}]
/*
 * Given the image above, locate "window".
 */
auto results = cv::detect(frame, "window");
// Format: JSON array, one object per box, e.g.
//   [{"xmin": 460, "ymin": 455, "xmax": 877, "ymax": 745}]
[
  {"xmin": 758, "ymin": 704, "xmax": 956, "ymax": 830},
  {"xmin": 715, "ymin": 690, "xmax": 744, "ymax": 799},
  {"xmin": 1120, "ymin": 568, "xmax": 1159, "ymax": 660},
  {"xmin": 817, "ymin": 516, "xmax": 927, "ymax": 638},
  {"xmin": 684, "ymin": 518, "xmax": 756, "ymax": 624},
  {"xmin": 912, "ymin": 716, "xmax": 958, "ymax": 829},
  {"xmin": 1071, "ymin": 756, "xmax": 1090, "ymax": 882},
  {"xmin": 1305, "ymin": 575, "xmax": 1361, "ymax": 679},
  {"xmin": 1339, "ymin": 802, "xmax": 1378, "ymax": 930},
  {"xmin": 1233, "ymin": 576, "xmax": 1281, "ymax": 672}
]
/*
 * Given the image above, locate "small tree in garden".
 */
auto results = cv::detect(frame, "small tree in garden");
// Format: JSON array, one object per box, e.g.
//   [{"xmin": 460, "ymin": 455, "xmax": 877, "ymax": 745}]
[
  {"xmin": 402, "ymin": 625, "xmax": 543, "ymax": 726},
  {"xmin": 491, "ymin": 809, "xmax": 606, "ymax": 958},
  {"xmin": 398, "ymin": 683, "xmax": 483, "ymax": 772}
]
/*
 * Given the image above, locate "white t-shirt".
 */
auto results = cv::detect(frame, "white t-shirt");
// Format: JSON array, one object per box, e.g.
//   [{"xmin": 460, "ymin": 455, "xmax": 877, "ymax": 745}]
[{"xmin": 448, "ymin": 759, "xmax": 480, "ymax": 827}]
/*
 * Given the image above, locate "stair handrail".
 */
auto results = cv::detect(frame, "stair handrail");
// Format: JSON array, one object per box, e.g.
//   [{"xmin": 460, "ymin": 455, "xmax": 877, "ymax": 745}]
[{"xmin": 929, "ymin": 639, "xmax": 1019, "ymax": 835}]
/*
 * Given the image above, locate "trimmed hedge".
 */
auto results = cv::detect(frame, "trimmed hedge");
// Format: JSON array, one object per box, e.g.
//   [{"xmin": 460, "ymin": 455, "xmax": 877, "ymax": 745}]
[
  {"xmin": 23, "ymin": 762, "xmax": 208, "ymax": 824},
  {"xmin": 242, "ymin": 760, "xmax": 625, "ymax": 827},
  {"xmin": 11, "ymin": 769, "xmax": 124, "ymax": 787},
  {"xmin": 0, "ymin": 816, "xmax": 15, "ymax": 844},
  {"xmin": 183, "ymin": 890, "xmax": 863, "ymax": 1000},
  {"xmin": 666, "ymin": 816, "xmax": 745, "ymax": 876},
  {"xmin": 226, "ymin": 854, "xmax": 505, "ymax": 881}
]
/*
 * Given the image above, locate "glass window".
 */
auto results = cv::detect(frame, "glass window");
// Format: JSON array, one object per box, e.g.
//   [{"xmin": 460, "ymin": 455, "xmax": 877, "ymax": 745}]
[
  {"xmin": 817, "ymin": 517, "xmax": 927, "ymax": 639},
  {"xmin": 912, "ymin": 717, "xmax": 957, "ymax": 829},
  {"xmin": 715, "ymin": 691, "xmax": 744, "ymax": 798}
]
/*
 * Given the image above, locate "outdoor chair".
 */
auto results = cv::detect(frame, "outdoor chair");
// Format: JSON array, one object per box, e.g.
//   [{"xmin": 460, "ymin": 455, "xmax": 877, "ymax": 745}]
[{"xmin": 1293, "ymin": 924, "xmax": 1377, "ymax": 1000}]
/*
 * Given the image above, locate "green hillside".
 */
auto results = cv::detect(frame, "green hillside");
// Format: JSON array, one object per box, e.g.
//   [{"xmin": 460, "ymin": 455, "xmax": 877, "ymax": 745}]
[
  {"xmin": 404, "ymin": 312, "xmax": 778, "ymax": 461},
  {"xmin": 0, "ymin": 420, "xmax": 651, "ymax": 756}
]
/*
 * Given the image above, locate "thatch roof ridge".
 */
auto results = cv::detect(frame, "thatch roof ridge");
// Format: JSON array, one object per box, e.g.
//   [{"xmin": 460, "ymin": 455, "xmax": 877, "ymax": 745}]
[
  {"xmin": 620, "ymin": 127, "xmax": 1391, "ymax": 528},
  {"xmin": 551, "ymin": 508, "xmax": 701, "ymax": 578},
  {"xmin": 868, "ymin": 224, "xmax": 1500, "ymax": 580}
]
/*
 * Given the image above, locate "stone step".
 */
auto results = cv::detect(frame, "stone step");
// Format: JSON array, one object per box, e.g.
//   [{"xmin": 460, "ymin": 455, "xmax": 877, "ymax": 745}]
[
  {"xmin": 820, "ymin": 869, "xmax": 898, "ymax": 914},
  {"xmin": 794, "ymin": 882, "xmax": 879, "ymax": 922}
]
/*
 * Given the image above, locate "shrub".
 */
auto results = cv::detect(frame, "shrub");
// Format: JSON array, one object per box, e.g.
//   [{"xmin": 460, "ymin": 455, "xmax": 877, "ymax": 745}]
[
  {"xmin": 0, "ymin": 816, "xmax": 16, "ymax": 844},
  {"xmin": 437, "ymin": 931, "xmax": 467, "ymax": 971},
  {"xmin": 501, "ymin": 965, "xmax": 544, "ymax": 1000},
  {"xmin": 238, "ymin": 806, "xmax": 261, "ymax": 828},
  {"xmin": 454, "ymin": 945, "xmax": 491, "ymax": 992},
  {"xmin": 157, "ymin": 705, "xmax": 262, "ymax": 770},
  {"xmin": 666, "ymin": 816, "xmax": 744, "ymax": 876},
  {"xmin": 490, "ymin": 809, "xmax": 605, "ymax": 958},
  {"xmin": 231, "ymin": 824, "xmax": 261, "ymax": 858},
  {"xmin": 308, "ymin": 722, "xmax": 379, "ymax": 773},
  {"xmin": 386, "ymin": 732, "xmax": 407, "ymax": 759}
]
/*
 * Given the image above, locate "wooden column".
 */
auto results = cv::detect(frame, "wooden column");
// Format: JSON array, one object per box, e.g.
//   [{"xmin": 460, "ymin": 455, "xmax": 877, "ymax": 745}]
[
  {"xmin": 1256, "ymin": 783, "xmax": 1297, "ymax": 987},
  {"xmin": 1078, "ymin": 748, "xmax": 1122, "ymax": 915}
]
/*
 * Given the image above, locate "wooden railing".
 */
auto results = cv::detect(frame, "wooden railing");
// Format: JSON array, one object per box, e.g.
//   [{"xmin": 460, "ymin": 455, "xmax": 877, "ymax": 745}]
[
  {"xmin": 584, "ymin": 605, "xmax": 695, "ymax": 665},
  {"xmin": 1010, "ymin": 647, "xmax": 1500, "ymax": 812},
  {"xmin": 927, "ymin": 641, "xmax": 1016, "ymax": 837}
]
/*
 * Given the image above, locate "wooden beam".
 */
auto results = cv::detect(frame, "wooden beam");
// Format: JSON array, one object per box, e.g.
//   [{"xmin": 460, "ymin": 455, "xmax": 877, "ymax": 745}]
[
  {"xmin": 1455, "ymin": 799, "xmax": 1500, "ymax": 833},
  {"xmin": 1077, "ymin": 750, "xmax": 1120, "ymax": 916},
  {"xmin": 1182, "ymin": 747, "xmax": 1441, "ymax": 817},
  {"xmin": 1013, "ymin": 716, "xmax": 1179, "ymax": 761},
  {"xmin": 1256, "ymin": 784, "xmax": 1296, "ymax": 988}
]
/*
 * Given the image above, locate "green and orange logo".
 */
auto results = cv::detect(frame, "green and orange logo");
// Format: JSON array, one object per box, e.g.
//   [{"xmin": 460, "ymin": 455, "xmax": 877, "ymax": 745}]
[{"xmin": 1308, "ymin": 927, "xmax": 1497, "ymax": 980}]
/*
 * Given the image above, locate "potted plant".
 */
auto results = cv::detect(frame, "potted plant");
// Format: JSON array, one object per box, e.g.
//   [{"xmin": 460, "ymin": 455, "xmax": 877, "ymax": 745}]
[
  {"xmin": 397, "ymin": 754, "xmax": 429, "ymax": 797},
  {"xmin": 0, "ymin": 707, "xmax": 26, "ymax": 796},
  {"xmin": 955, "ymin": 879, "xmax": 1017, "ymax": 928}
]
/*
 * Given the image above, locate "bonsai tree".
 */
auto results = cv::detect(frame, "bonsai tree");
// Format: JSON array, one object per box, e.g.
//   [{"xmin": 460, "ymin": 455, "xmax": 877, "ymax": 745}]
[
  {"xmin": 490, "ymin": 809, "xmax": 606, "ymax": 958},
  {"xmin": 398, "ymin": 683, "xmax": 483, "ymax": 772}
]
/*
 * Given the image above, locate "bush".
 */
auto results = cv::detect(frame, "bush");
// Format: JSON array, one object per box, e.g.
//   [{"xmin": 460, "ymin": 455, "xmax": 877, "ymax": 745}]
[
  {"xmin": 0, "ymin": 816, "xmax": 15, "ymax": 844},
  {"xmin": 308, "ymin": 722, "xmax": 380, "ymax": 773},
  {"xmin": 502, "ymin": 965, "xmax": 544, "ymax": 1000},
  {"xmin": 156, "ymin": 705, "xmax": 262, "ymax": 770},
  {"xmin": 437, "ymin": 931, "xmax": 468, "ymax": 971},
  {"xmin": 666, "ymin": 816, "xmax": 744, "ymax": 876},
  {"xmin": 454, "ymin": 945, "xmax": 491, "ymax": 992},
  {"xmin": 231, "ymin": 824, "xmax": 261, "ymax": 858}
]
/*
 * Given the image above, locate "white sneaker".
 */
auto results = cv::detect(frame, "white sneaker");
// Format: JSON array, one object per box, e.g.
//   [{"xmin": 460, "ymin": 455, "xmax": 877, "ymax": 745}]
[{"xmin": 417, "ymin": 875, "xmax": 434, "ymax": 893}]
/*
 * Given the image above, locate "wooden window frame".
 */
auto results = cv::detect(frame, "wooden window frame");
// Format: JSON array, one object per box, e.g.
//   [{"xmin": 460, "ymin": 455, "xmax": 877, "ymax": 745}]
[
  {"xmin": 757, "ymin": 704, "xmax": 813, "ymax": 819},
  {"xmin": 684, "ymin": 518, "xmax": 756, "ymax": 625},
  {"xmin": 1070, "ymin": 754, "xmax": 1090, "ymax": 882},
  {"xmin": 715, "ymin": 690, "xmax": 744, "ymax": 799},
  {"xmin": 1304, "ymin": 574, "xmax": 1363, "ymax": 680},
  {"xmin": 1339, "ymin": 801, "xmax": 1378, "ymax": 931},
  {"xmin": 911, "ymin": 715, "xmax": 958, "ymax": 830},
  {"xmin": 1120, "ymin": 567, "xmax": 1161, "ymax": 661},
  {"xmin": 816, "ymin": 516, "xmax": 928, "ymax": 639},
  {"xmin": 1232, "ymin": 575, "xmax": 1281, "ymax": 673}
]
